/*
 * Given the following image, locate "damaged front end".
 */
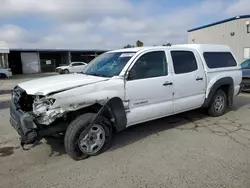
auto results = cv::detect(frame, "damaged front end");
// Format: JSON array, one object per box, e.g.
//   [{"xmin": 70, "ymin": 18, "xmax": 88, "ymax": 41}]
[
  {"xmin": 32, "ymin": 96, "xmax": 64, "ymax": 125},
  {"xmin": 10, "ymin": 86, "xmax": 68, "ymax": 149}
]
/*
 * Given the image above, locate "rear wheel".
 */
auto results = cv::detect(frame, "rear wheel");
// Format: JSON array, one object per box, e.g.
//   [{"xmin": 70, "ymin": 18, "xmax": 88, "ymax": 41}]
[
  {"xmin": 63, "ymin": 69, "xmax": 69, "ymax": 74},
  {"xmin": 64, "ymin": 113, "xmax": 113, "ymax": 160},
  {"xmin": 208, "ymin": 89, "xmax": 227, "ymax": 117}
]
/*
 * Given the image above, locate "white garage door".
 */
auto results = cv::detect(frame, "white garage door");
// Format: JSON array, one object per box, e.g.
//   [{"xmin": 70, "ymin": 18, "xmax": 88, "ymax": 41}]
[{"xmin": 21, "ymin": 52, "xmax": 40, "ymax": 74}]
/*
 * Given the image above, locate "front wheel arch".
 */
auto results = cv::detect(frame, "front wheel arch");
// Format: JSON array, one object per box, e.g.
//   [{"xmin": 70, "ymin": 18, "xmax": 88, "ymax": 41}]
[
  {"xmin": 90, "ymin": 97, "xmax": 127, "ymax": 132},
  {"xmin": 66, "ymin": 97, "xmax": 128, "ymax": 132}
]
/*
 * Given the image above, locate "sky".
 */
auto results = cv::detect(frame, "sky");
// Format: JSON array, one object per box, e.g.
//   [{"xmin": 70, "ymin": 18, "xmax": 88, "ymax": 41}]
[{"xmin": 0, "ymin": 0, "xmax": 249, "ymax": 50}]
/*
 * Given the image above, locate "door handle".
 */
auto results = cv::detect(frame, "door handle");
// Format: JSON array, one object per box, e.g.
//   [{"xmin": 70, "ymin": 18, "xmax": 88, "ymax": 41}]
[
  {"xmin": 196, "ymin": 77, "xmax": 203, "ymax": 81},
  {"xmin": 163, "ymin": 81, "xmax": 173, "ymax": 86}
]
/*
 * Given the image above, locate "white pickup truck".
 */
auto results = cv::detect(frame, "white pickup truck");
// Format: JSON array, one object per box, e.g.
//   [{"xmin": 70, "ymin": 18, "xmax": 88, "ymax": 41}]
[{"xmin": 10, "ymin": 44, "xmax": 242, "ymax": 160}]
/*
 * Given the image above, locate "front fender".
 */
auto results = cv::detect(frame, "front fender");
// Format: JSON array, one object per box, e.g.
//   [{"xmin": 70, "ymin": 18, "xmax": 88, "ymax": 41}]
[
  {"xmin": 51, "ymin": 90, "xmax": 123, "ymax": 110},
  {"xmin": 89, "ymin": 97, "xmax": 127, "ymax": 132}
]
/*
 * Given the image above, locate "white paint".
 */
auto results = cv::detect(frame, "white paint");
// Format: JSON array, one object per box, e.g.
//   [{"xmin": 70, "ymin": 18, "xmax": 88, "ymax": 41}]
[
  {"xmin": 16, "ymin": 44, "xmax": 242, "ymax": 127},
  {"xmin": 168, "ymin": 47, "xmax": 206, "ymax": 112},
  {"xmin": 126, "ymin": 75, "xmax": 174, "ymax": 125},
  {"xmin": 18, "ymin": 74, "xmax": 109, "ymax": 95},
  {"xmin": 21, "ymin": 52, "xmax": 40, "ymax": 74}
]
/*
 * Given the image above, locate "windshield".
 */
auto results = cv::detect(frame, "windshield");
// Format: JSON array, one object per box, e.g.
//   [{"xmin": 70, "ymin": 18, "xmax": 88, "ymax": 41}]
[{"xmin": 82, "ymin": 52, "xmax": 135, "ymax": 77}]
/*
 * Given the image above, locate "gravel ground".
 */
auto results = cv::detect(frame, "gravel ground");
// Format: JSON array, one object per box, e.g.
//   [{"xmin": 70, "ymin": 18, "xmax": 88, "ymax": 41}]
[{"xmin": 0, "ymin": 74, "xmax": 250, "ymax": 188}]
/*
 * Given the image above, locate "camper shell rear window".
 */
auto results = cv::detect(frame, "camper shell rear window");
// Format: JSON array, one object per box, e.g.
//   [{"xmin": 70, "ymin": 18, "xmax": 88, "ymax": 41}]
[{"xmin": 203, "ymin": 52, "xmax": 237, "ymax": 69}]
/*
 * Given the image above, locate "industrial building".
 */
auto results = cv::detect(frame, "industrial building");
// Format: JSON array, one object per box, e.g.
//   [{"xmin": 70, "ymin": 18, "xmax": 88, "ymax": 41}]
[
  {"xmin": 8, "ymin": 48, "xmax": 107, "ymax": 74},
  {"xmin": 188, "ymin": 15, "xmax": 250, "ymax": 63},
  {"xmin": 0, "ymin": 40, "xmax": 107, "ymax": 74}
]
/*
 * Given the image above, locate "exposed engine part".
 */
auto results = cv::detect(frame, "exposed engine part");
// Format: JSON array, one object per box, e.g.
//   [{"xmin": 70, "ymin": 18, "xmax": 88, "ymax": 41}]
[{"xmin": 32, "ymin": 96, "xmax": 63, "ymax": 125}]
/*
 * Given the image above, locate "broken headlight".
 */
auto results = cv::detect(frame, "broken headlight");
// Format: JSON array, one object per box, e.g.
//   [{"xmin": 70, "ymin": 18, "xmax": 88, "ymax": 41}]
[
  {"xmin": 33, "ymin": 97, "xmax": 56, "ymax": 115},
  {"xmin": 32, "ymin": 97, "xmax": 64, "ymax": 125}
]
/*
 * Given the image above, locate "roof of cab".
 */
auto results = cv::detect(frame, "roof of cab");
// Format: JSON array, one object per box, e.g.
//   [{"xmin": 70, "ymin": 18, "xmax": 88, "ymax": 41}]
[{"xmin": 108, "ymin": 44, "xmax": 232, "ymax": 53}]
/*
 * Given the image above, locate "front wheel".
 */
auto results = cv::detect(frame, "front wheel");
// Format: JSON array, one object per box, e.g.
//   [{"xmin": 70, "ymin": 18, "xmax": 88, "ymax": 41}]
[
  {"xmin": 208, "ymin": 89, "xmax": 227, "ymax": 117},
  {"xmin": 64, "ymin": 113, "xmax": 113, "ymax": 161},
  {"xmin": 0, "ymin": 73, "xmax": 7, "ymax": 78}
]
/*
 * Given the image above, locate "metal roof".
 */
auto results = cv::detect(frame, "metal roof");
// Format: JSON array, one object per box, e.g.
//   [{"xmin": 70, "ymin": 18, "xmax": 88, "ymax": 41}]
[
  {"xmin": 9, "ymin": 48, "xmax": 108, "ymax": 52},
  {"xmin": 188, "ymin": 15, "xmax": 250, "ymax": 32}
]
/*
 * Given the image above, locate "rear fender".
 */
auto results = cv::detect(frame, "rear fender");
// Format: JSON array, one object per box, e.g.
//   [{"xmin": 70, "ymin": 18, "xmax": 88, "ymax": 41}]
[{"xmin": 203, "ymin": 77, "xmax": 234, "ymax": 108}]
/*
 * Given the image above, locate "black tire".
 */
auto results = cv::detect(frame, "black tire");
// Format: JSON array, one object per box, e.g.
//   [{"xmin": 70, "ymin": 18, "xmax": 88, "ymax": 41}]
[
  {"xmin": 0, "ymin": 73, "xmax": 7, "ymax": 79},
  {"xmin": 63, "ymin": 69, "xmax": 69, "ymax": 74},
  {"xmin": 208, "ymin": 89, "xmax": 227, "ymax": 117},
  {"xmin": 64, "ymin": 113, "xmax": 113, "ymax": 161}
]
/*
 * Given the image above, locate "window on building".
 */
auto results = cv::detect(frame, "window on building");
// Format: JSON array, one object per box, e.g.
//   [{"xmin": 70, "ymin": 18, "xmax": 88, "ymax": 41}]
[
  {"xmin": 244, "ymin": 48, "xmax": 250, "ymax": 59},
  {"xmin": 171, "ymin": 51, "xmax": 198, "ymax": 74},
  {"xmin": 129, "ymin": 51, "xmax": 168, "ymax": 80},
  {"xmin": 203, "ymin": 52, "xmax": 237, "ymax": 68}
]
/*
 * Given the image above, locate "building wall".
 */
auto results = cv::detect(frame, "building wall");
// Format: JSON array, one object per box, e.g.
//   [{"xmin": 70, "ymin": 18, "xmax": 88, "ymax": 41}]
[
  {"xmin": 0, "ymin": 53, "xmax": 9, "ymax": 68},
  {"xmin": 188, "ymin": 18, "xmax": 250, "ymax": 63}
]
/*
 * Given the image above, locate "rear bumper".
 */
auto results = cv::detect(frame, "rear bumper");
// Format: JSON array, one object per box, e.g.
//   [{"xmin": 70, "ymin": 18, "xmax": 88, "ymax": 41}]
[
  {"xmin": 9, "ymin": 101, "xmax": 37, "ymax": 144},
  {"xmin": 241, "ymin": 78, "xmax": 250, "ymax": 92}
]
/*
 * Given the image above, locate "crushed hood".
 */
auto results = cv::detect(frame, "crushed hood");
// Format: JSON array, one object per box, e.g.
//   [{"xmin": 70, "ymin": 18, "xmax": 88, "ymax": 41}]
[{"xmin": 18, "ymin": 74, "xmax": 109, "ymax": 95}]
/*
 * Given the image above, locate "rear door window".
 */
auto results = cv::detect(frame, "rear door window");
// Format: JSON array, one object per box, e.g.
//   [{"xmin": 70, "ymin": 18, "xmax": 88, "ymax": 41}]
[
  {"xmin": 171, "ymin": 51, "xmax": 198, "ymax": 74},
  {"xmin": 203, "ymin": 52, "xmax": 237, "ymax": 68}
]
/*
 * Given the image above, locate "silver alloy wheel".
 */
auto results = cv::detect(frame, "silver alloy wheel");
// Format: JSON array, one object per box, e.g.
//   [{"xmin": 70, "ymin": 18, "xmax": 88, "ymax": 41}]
[
  {"xmin": 78, "ymin": 124, "xmax": 106, "ymax": 155},
  {"xmin": 214, "ymin": 95, "xmax": 225, "ymax": 113}
]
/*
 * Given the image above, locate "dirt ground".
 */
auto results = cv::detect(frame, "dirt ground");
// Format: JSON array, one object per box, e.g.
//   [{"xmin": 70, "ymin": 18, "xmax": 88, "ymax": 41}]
[{"xmin": 0, "ymin": 74, "xmax": 250, "ymax": 188}]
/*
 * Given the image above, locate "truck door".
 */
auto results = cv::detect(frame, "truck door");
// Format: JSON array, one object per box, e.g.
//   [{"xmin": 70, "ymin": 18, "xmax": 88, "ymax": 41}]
[
  {"xmin": 169, "ymin": 49, "xmax": 206, "ymax": 113},
  {"xmin": 125, "ymin": 50, "xmax": 174, "ymax": 126}
]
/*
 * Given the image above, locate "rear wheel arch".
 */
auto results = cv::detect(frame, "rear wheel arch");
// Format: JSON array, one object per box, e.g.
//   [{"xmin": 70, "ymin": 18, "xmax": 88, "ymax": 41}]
[{"xmin": 203, "ymin": 77, "xmax": 234, "ymax": 108}]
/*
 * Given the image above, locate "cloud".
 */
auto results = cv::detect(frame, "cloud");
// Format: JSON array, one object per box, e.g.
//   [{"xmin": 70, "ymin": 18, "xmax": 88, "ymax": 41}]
[
  {"xmin": 225, "ymin": 0, "xmax": 250, "ymax": 16},
  {"xmin": 0, "ymin": 0, "xmax": 249, "ymax": 49},
  {"xmin": 0, "ymin": 0, "xmax": 135, "ymax": 21},
  {"xmin": 0, "ymin": 24, "xmax": 41, "ymax": 48}
]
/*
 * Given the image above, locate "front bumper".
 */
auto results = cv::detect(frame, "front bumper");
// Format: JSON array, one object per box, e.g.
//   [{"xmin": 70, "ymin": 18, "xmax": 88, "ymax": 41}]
[
  {"xmin": 9, "ymin": 101, "xmax": 37, "ymax": 145},
  {"xmin": 55, "ymin": 68, "xmax": 63, "ymax": 74}
]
